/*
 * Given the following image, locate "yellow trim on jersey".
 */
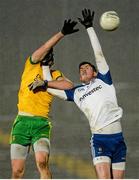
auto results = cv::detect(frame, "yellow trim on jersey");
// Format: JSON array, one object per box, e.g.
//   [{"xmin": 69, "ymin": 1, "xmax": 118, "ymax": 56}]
[{"xmin": 17, "ymin": 56, "xmax": 63, "ymax": 118}]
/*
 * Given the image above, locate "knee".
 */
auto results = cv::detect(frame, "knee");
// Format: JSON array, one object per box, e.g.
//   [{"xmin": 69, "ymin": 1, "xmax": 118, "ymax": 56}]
[
  {"xmin": 97, "ymin": 171, "xmax": 110, "ymax": 179},
  {"xmin": 37, "ymin": 160, "xmax": 49, "ymax": 170},
  {"xmin": 95, "ymin": 164, "xmax": 111, "ymax": 179},
  {"xmin": 12, "ymin": 167, "xmax": 24, "ymax": 178}
]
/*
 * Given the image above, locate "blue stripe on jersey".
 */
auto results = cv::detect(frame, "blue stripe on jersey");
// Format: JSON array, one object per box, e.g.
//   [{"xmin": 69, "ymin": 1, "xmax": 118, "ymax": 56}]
[
  {"xmin": 65, "ymin": 84, "xmax": 84, "ymax": 101},
  {"xmin": 64, "ymin": 89, "xmax": 74, "ymax": 101},
  {"xmin": 97, "ymin": 70, "xmax": 112, "ymax": 85}
]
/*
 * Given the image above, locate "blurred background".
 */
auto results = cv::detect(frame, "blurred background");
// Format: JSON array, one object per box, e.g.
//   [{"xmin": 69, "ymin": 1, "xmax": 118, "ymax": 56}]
[{"xmin": 0, "ymin": 0, "xmax": 139, "ymax": 178}]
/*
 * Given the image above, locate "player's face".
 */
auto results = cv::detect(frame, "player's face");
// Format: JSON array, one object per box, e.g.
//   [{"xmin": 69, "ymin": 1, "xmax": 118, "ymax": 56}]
[{"xmin": 79, "ymin": 64, "xmax": 95, "ymax": 83}]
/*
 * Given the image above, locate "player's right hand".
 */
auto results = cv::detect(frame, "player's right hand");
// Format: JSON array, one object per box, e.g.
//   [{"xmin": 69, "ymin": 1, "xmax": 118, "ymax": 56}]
[
  {"xmin": 78, "ymin": 8, "xmax": 94, "ymax": 29},
  {"xmin": 28, "ymin": 77, "xmax": 48, "ymax": 93},
  {"xmin": 61, "ymin": 19, "xmax": 79, "ymax": 35}
]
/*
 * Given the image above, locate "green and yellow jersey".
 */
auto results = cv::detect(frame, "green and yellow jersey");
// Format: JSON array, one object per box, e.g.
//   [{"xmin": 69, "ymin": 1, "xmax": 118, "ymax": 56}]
[{"xmin": 17, "ymin": 57, "xmax": 63, "ymax": 118}]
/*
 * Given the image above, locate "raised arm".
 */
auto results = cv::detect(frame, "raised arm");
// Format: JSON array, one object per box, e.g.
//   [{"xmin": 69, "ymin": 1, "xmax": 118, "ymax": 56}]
[
  {"xmin": 32, "ymin": 32, "xmax": 64, "ymax": 63},
  {"xmin": 78, "ymin": 9, "xmax": 109, "ymax": 74},
  {"xmin": 32, "ymin": 19, "xmax": 79, "ymax": 63}
]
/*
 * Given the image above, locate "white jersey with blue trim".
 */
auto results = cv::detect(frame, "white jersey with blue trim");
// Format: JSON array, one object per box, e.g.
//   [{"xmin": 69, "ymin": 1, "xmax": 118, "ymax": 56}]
[
  {"xmin": 65, "ymin": 71, "xmax": 123, "ymax": 132},
  {"xmin": 47, "ymin": 27, "xmax": 123, "ymax": 132}
]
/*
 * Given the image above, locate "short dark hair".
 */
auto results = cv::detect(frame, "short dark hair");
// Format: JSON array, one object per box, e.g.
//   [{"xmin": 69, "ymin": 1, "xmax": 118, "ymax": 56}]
[
  {"xmin": 79, "ymin": 61, "xmax": 97, "ymax": 72},
  {"xmin": 42, "ymin": 48, "xmax": 54, "ymax": 62}
]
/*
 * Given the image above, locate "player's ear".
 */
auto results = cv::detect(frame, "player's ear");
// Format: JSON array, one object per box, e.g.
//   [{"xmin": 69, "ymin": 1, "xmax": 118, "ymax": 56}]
[{"xmin": 93, "ymin": 71, "xmax": 97, "ymax": 77}]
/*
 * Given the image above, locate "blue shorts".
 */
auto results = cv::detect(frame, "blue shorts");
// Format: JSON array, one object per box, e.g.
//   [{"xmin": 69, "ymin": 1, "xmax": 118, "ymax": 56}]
[{"xmin": 90, "ymin": 132, "xmax": 127, "ymax": 164}]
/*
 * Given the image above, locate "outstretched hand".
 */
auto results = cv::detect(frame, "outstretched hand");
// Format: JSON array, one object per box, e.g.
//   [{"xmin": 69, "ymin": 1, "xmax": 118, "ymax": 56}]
[
  {"xmin": 61, "ymin": 19, "xmax": 79, "ymax": 35},
  {"xmin": 78, "ymin": 8, "xmax": 94, "ymax": 29}
]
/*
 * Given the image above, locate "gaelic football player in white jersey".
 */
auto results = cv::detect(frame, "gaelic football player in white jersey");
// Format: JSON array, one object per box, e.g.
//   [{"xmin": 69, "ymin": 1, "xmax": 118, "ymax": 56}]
[{"xmin": 30, "ymin": 9, "xmax": 127, "ymax": 179}]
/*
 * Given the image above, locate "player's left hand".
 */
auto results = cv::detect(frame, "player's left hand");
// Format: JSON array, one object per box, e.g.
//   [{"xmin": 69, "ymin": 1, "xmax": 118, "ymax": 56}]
[
  {"xmin": 28, "ymin": 77, "xmax": 48, "ymax": 93},
  {"xmin": 78, "ymin": 8, "xmax": 94, "ymax": 29},
  {"xmin": 61, "ymin": 19, "xmax": 79, "ymax": 35}
]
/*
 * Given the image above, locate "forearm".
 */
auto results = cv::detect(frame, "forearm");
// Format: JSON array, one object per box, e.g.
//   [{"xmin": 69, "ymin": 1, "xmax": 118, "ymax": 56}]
[
  {"xmin": 42, "ymin": 65, "xmax": 73, "ymax": 89},
  {"xmin": 47, "ymin": 88, "xmax": 67, "ymax": 100},
  {"xmin": 32, "ymin": 32, "xmax": 64, "ymax": 63},
  {"xmin": 42, "ymin": 66, "xmax": 52, "ymax": 81},
  {"xmin": 47, "ymin": 79, "xmax": 74, "ymax": 90},
  {"xmin": 87, "ymin": 27, "xmax": 109, "ymax": 74}
]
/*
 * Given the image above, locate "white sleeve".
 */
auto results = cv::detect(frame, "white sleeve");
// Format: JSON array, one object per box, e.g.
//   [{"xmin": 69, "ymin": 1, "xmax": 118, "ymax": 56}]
[
  {"xmin": 87, "ymin": 27, "xmax": 109, "ymax": 74},
  {"xmin": 42, "ymin": 66, "xmax": 52, "ymax": 81},
  {"xmin": 47, "ymin": 88, "xmax": 67, "ymax": 100}
]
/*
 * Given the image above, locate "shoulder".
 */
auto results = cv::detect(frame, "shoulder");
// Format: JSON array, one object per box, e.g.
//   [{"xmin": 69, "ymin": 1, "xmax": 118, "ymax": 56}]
[
  {"xmin": 97, "ymin": 70, "xmax": 113, "ymax": 85},
  {"xmin": 24, "ymin": 56, "xmax": 40, "ymax": 67},
  {"xmin": 51, "ymin": 69, "xmax": 63, "ymax": 80},
  {"xmin": 29, "ymin": 56, "xmax": 40, "ymax": 65},
  {"xmin": 65, "ymin": 84, "xmax": 84, "ymax": 95},
  {"xmin": 64, "ymin": 84, "xmax": 83, "ymax": 101}
]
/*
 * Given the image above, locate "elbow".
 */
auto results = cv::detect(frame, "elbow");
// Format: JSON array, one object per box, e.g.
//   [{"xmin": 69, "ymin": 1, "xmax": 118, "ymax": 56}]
[{"xmin": 96, "ymin": 51, "xmax": 104, "ymax": 59}]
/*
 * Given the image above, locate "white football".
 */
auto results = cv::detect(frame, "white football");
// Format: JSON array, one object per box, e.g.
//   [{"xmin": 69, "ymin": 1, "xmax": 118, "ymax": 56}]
[{"xmin": 100, "ymin": 11, "xmax": 120, "ymax": 31}]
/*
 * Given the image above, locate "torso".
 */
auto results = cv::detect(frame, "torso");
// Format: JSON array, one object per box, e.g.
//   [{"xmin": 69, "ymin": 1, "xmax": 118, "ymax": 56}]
[
  {"xmin": 18, "ymin": 57, "xmax": 63, "ymax": 118},
  {"xmin": 68, "ymin": 71, "xmax": 123, "ymax": 132}
]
